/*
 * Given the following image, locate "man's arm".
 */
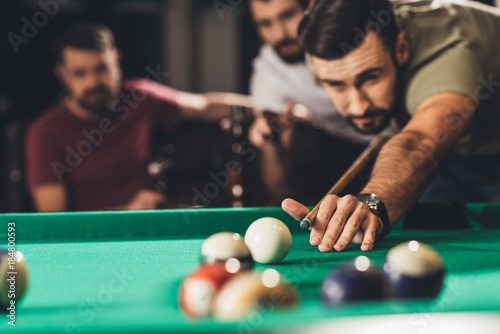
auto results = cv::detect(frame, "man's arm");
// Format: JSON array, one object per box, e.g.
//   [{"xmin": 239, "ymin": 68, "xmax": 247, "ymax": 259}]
[
  {"xmin": 31, "ymin": 184, "xmax": 167, "ymax": 211},
  {"xmin": 175, "ymin": 91, "xmax": 253, "ymax": 121},
  {"xmin": 107, "ymin": 189, "xmax": 166, "ymax": 210},
  {"xmin": 283, "ymin": 92, "xmax": 475, "ymax": 251},
  {"xmin": 362, "ymin": 92, "xmax": 475, "ymax": 222}
]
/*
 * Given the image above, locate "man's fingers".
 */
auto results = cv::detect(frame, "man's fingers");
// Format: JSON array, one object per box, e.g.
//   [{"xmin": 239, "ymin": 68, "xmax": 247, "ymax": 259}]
[
  {"xmin": 283, "ymin": 196, "xmax": 383, "ymax": 252},
  {"xmin": 249, "ymin": 131, "xmax": 265, "ymax": 148},
  {"xmin": 154, "ymin": 192, "xmax": 167, "ymax": 202},
  {"xmin": 132, "ymin": 190, "xmax": 167, "ymax": 210},
  {"xmin": 282, "ymin": 198, "xmax": 310, "ymax": 222},
  {"xmin": 360, "ymin": 215, "xmax": 383, "ymax": 251},
  {"xmin": 147, "ymin": 191, "xmax": 167, "ymax": 206},
  {"xmin": 333, "ymin": 204, "xmax": 367, "ymax": 252},
  {"xmin": 273, "ymin": 103, "xmax": 292, "ymax": 127},
  {"xmin": 249, "ymin": 118, "xmax": 270, "ymax": 148},
  {"xmin": 310, "ymin": 195, "xmax": 337, "ymax": 247},
  {"xmin": 257, "ymin": 114, "xmax": 272, "ymax": 141},
  {"xmin": 283, "ymin": 102, "xmax": 295, "ymax": 116},
  {"xmin": 319, "ymin": 195, "xmax": 357, "ymax": 252},
  {"xmin": 261, "ymin": 121, "xmax": 272, "ymax": 136},
  {"xmin": 352, "ymin": 230, "xmax": 365, "ymax": 244},
  {"xmin": 360, "ymin": 221, "xmax": 378, "ymax": 251},
  {"xmin": 291, "ymin": 103, "xmax": 313, "ymax": 122}
]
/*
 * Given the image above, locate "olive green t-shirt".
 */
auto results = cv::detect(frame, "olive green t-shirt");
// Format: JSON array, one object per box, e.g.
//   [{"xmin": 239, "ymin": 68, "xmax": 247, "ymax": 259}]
[{"xmin": 308, "ymin": 0, "xmax": 500, "ymax": 155}]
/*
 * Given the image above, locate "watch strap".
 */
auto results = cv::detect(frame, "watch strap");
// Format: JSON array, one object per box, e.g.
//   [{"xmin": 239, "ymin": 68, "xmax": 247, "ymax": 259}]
[
  {"xmin": 355, "ymin": 194, "xmax": 392, "ymax": 239},
  {"xmin": 375, "ymin": 202, "xmax": 392, "ymax": 239}
]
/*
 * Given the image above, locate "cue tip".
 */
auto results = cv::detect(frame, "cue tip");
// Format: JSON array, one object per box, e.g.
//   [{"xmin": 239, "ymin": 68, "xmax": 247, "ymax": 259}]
[{"xmin": 300, "ymin": 218, "xmax": 311, "ymax": 230}]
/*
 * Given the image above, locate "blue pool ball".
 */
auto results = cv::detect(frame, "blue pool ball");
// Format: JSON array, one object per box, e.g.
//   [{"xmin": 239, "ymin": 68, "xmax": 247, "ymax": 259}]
[
  {"xmin": 321, "ymin": 256, "xmax": 390, "ymax": 305},
  {"xmin": 382, "ymin": 241, "xmax": 445, "ymax": 299},
  {"xmin": 0, "ymin": 249, "xmax": 29, "ymax": 311}
]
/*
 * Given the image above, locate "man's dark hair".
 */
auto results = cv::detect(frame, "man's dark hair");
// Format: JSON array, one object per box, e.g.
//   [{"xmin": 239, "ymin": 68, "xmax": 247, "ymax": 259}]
[
  {"xmin": 249, "ymin": 0, "xmax": 309, "ymax": 11},
  {"xmin": 298, "ymin": 0, "xmax": 399, "ymax": 59},
  {"xmin": 53, "ymin": 22, "xmax": 116, "ymax": 64}
]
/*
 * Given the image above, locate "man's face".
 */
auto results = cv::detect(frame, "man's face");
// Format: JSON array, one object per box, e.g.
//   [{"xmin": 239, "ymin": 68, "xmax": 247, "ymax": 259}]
[
  {"xmin": 250, "ymin": 0, "xmax": 305, "ymax": 64},
  {"xmin": 312, "ymin": 32, "xmax": 399, "ymax": 134},
  {"xmin": 58, "ymin": 47, "xmax": 122, "ymax": 115}
]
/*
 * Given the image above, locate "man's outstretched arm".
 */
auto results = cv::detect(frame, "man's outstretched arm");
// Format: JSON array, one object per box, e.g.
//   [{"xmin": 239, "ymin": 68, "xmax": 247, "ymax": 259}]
[
  {"xmin": 283, "ymin": 92, "xmax": 476, "ymax": 251},
  {"xmin": 362, "ymin": 92, "xmax": 475, "ymax": 223},
  {"xmin": 176, "ymin": 91, "xmax": 253, "ymax": 122}
]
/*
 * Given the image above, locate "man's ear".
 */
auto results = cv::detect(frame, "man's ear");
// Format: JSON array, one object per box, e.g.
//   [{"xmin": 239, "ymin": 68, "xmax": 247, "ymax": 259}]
[
  {"xmin": 53, "ymin": 63, "xmax": 67, "ymax": 85},
  {"xmin": 117, "ymin": 48, "xmax": 123, "ymax": 60},
  {"xmin": 395, "ymin": 31, "xmax": 409, "ymax": 66},
  {"xmin": 114, "ymin": 48, "xmax": 123, "ymax": 65}
]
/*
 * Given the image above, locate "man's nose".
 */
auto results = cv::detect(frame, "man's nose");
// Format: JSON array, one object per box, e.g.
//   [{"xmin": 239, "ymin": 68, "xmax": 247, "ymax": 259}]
[
  {"xmin": 271, "ymin": 21, "xmax": 287, "ymax": 43},
  {"xmin": 85, "ymin": 72, "xmax": 102, "ymax": 89},
  {"xmin": 346, "ymin": 88, "xmax": 371, "ymax": 117}
]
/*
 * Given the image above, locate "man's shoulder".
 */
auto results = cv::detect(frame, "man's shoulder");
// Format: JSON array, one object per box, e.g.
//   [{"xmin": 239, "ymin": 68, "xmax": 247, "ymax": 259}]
[
  {"xmin": 251, "ymin": 45, "xmax": 309, "ymax": 83},
  {"xmin": 252, "ymin": 44, "xmax": 294, "ymax": 71},
  {"xmin": 28, "ymin": 102, "xmax": 67, "ymax": 138},
  {"xmin": 253, "ymin": 44, "xmax": 274, "ymax": 66}
]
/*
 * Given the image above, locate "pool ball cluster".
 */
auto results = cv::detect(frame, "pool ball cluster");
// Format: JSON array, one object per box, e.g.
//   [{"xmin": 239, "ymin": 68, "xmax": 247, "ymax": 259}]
[
  {"xmin": 179, "ymin": 217, "xmax": 297, "ymax": 321},
  {"xmin": 0, "ymin": 249, "xmax": 29, "ymax": 312},
  {"xmin": 321, "ymin": 241, "xmax": 446, "ymax": 305}
]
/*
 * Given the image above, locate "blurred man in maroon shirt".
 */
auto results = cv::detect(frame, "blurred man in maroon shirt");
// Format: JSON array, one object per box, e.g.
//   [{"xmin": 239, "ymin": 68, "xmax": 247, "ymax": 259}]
[{"xmin": 27, "ymin": 23, "xmax": 251, "ymax": 212}]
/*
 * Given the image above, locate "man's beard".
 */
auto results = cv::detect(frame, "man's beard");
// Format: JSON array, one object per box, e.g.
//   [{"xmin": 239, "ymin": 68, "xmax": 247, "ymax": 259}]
[
  {"xmin": 76, "ymin": 84, "xmax": 113, "ymax": 116},
  {"xmin": 347, "ymin": 109, "xmax": 393, "ymax": 135},
  {"xmin": 347, "ymin": 65, "xmax": 404, "ymax": 134},
  {"xmin": 274, "ymin": 38, "xmax": 304, "ymax": 64}
]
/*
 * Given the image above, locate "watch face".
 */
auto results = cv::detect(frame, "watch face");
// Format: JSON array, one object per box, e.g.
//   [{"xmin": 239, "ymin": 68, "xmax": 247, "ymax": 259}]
[{"xmin": 356, "ymin": 193, "xmax": 381, "ymax": 206}]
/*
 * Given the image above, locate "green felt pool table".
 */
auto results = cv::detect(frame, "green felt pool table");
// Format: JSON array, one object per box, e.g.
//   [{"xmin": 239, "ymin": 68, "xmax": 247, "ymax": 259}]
[{"xmin": 0, "ymin": 204, "xmax": 500, "ymax": 333}]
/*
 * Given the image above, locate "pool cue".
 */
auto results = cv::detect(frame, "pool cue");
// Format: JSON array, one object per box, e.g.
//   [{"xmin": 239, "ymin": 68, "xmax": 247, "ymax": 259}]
[{"xmin": 300, "ymin": 134, "xmax": 390, "ymax": 230}]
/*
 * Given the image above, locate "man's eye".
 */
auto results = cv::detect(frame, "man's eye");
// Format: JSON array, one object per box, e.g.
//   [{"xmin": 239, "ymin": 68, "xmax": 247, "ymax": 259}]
[
  {"xmin": 280, "ymin": 10, "xmax": 295, "ymax": 20},
  {"xmin": 361, "ymin": 74, "xmax": 381, "ymax": 85},
  {"xmin": 96, "ymin": 65, "xmax": 107, "ymax": 73},
  {"xmin": 327, "ymin": 82, "xmax": 344, "ymax": 88},
  {"xmin": 73, "ymin": 71, "xmax": 85, "ymax": 78},
  {"xmin": 257, "ymin": 21, "xmax": 271, "ymax": 28}
]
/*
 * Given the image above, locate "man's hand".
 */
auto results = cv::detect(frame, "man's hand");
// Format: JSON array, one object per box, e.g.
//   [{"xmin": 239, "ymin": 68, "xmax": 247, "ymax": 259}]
[
  {"xmin": 249, "ymin": 103, "xmax": 313, "ymax": 149},
  {"xmin": 32, "ymin": 184, "xmax": 68, "ymax": 212},
  {"xmin": 126, "ymin": 189, "xmax": 166, "ymax": 210},
  {"xmin": 249, "ymin": 112, "xmax": 276, "ymax": 149},
  {"xmin": 282, "ymin": 195, "xmax": 384, "ymax": 252}
]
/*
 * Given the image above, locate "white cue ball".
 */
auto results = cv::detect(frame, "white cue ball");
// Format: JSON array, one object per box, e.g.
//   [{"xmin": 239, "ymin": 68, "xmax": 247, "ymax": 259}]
[{"xmin": 244, "ymin": 217, "xmax": 292, "ymax": 264}]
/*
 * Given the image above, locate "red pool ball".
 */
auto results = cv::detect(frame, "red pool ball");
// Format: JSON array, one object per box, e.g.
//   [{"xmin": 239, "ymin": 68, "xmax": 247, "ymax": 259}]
[{"xmin": 179, "ymin": 259, "xmax": 243, "ymax": 318}]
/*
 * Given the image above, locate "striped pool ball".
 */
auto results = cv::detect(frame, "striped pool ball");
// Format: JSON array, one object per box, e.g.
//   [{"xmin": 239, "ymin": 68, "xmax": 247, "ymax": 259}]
[
  {"xmin": 0, "ymin": 249, "xmax": 29, "ymax": 312},
  {"xmin": 382, "ymin": 241, "xmax": 445, "ymax": 299},
  {"xmin": 201, "ymin": 232, "xmax": 254, "ymax": 269},
  {"xmin": 179, "ymin": 260, "xmax": 244, "ymax": 318}
]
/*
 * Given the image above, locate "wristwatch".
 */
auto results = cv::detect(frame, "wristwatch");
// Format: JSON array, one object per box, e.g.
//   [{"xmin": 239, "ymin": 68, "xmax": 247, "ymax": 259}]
[{"xmin": 355, "ymin": 193, "xmax": 392, "ymax": 239}]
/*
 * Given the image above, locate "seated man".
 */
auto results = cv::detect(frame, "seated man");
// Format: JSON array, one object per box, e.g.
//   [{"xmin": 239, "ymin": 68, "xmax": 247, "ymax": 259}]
[
  {"xmin": 283, "ymin": 0, "xmax": 500, "ymax": 251},
  {"xmin": 26, "ymin": 23, "xmax": 251, "ymax": 212},
  {"xmin": 247, "ymin": 0, "xmax": 373, "ymax": 203}
]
